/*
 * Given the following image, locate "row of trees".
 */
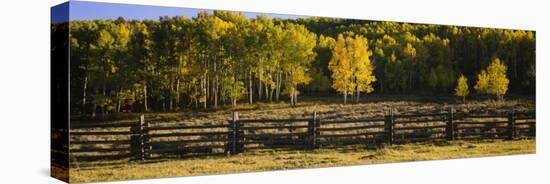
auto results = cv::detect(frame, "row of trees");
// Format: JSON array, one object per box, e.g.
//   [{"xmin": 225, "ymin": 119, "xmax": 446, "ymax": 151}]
[
  {"xmin": 70, "ymin": 12, "xmax": 318, "ymax": 116},
  {"xmin": 63, "ymin": 11, "xmax": 535, "ymax": 116},
  {"xmin": 295, "ymin": 18, "xmax": 535, "ymax": 95},
  {"xmin": 455, "ymin": 58, "xmax": 510, "ymax": 102}
]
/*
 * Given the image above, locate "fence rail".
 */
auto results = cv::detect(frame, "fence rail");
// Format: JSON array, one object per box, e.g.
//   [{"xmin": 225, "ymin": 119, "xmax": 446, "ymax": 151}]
[{"xmin": 69, "ymin": 109, "xmax": 536, "ymax": 162}]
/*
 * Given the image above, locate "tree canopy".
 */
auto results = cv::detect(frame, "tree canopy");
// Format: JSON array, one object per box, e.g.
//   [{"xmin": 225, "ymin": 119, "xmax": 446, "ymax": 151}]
[
  {"xmin": 329, "ymin": 33, "xmax": 375, "ymax": 104},
  {"xmin": 64, "ymin": 11, "xmax": 535, "ymax": 116},
  {"xmin": 455, "ymin": 74, "xmax": 469, "ymax": 102},
  {"xmin": 474, "ymin": 58, "xmax": 510, "ymax": 99}
]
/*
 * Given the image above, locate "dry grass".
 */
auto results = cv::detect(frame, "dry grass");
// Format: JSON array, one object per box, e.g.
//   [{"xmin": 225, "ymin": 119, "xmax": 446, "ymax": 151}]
[
  {"xmin": 69, "ymin": 138, "xmax": 535, "ymax": 183},
  {"xmin": 74, "ymin": 97, "xmax": 535, "ymax": 124}
]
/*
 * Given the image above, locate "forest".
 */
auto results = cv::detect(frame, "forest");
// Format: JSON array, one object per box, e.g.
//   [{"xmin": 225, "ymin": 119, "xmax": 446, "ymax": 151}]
[{"xmin": 61, "ymin": 11, "xmax": 536, "ymax": 116}]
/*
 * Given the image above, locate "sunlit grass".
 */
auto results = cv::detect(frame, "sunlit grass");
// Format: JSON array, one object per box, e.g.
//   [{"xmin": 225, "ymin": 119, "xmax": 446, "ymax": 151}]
[{"xmin": 70, "ymin": 138, "xmax": 535, "ymax": 183}]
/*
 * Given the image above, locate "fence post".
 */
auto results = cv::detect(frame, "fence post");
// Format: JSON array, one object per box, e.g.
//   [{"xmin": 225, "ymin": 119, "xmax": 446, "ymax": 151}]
[
  {"xmin": 130, "ymin": 115, "xmax": 146, "ymax": 161},
  {"xmin": 309, "ymin": 112, "xmax": 318, "ymax": 149},
  {"xmin": 231, "ymin": 111, "xmax": 240, "ymax": 154},
  {"xmin": 384, "ymin": 109, "xmax": 394, "ymax": 146},
  {"xmin": 315, "ymin": 113, "xmax": 321, "ymax": 149},
  {"xmin": 446, "ymin": 106, "xmax": 455, "ymax": 141},
  {"xmin": 507, "ymin": 111, "xmax": 515, "ymax": 140},
  {"xmin": 141, "ymin": 115, "xmax": 151, "ymax": 160}
]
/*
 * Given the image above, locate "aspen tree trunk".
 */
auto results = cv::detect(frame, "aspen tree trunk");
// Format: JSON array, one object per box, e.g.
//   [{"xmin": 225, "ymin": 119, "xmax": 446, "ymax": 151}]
[
  {"xmin": 92, "ymin": 89, "xmax": 98, "ymax": 118},
  {"xmin": 258, "ymin": 61, "xmax": 262, "ymax": 101},
  {"xmin": 344, "ymin": 88, "xmax": 347, "ymax": 105},
  {"xmin": 176, "ymin": 56, "xmax": 182, "ymax": 110},
  {"xmin": 343, "ymin": 79, "xmax": 348, "ymax": 104},
  {"xmin": 203, "ymin": 76, "xmax": 207, "ymax": 110},
  {"xmin": 82, "ymin": 75, "xmax": 88, "ymax": 114},
  {"xmin": 220, "ymin": 78, "xmax": 225, "ymax": 106},
  {"xmin": 116, "ymin": 89, "xmax": 121, "ymax": 113},
  {"xmin": 349, "ymin": 79, "xmax": 355, "ymax": 104},
  {"xmin": 169, "ymin": 82, "xmax": 173, "ymax": 111},
  {"xmin": 132, "ymin": 89, "xmax": 137, "ymax": 112},
  {"xmin": 216, "ymin": 76, "xmax": 219, "ymax": 108},
  {"xmin": 206, "ymin": 74, "xmax": 209, "ymax": 109},
  {"xmin": 290, "ymin": 91, "xmax": 294, "ymax": 105},
  {"xmin": 276, "ymin": 72, "xmax": 281, "ymax": 101},
  {"xmin": 248, "ymin": 71, "xmax": 253, "ymax": 104},
  {"xmin": 265, "ymin": 84, "xmax": 269, "ymax": 102},
  {"xmin": 81, "ymin": 50, "xmax": 90, "ymax": 115},
  {"xmin": 143, "ymin": 82, "xmax": 148, "ymax": 112},
  {"xmin": 214, "ymin": 61, "xmax": 218, "ymax": 108},
  {"xmin": 202, "ymin": 47, "xmax": 208, "ymax": 109},
  {"xmin": 176, "ymin": 78, "xmax": 180, "ymax": 110},
  {"xmin": 270, "ymin": 87, "xmax": 274, "ymax": 102},
  {"xmin": 143, "ymin": 63, "xmax": 150, "ymax": 112}
]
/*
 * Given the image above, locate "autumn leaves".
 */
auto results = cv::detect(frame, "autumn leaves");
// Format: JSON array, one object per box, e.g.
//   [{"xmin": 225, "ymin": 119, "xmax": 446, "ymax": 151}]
[{"xmin": 329, "ymin": 34, "xmax": 376, "ymax": 104}]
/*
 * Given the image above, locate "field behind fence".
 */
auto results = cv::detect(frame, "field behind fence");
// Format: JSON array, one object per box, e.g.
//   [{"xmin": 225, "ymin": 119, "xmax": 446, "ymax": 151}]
[{"xmin": 67, "ymin": 108, "xmax": 536, "ymax": 164}]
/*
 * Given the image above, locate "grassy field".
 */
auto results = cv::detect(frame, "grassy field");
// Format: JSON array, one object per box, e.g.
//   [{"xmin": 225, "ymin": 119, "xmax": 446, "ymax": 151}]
[
  {"xmin": 72, "ymin": 96, "xmax": 535, "ymax": 123},
  {"xmin": 67, "ymin": 97, "xmax": 536, "ymax": 182},
  {"xmin": 70, "ymin": 138, "xmax": 535, "ymax": 183}
]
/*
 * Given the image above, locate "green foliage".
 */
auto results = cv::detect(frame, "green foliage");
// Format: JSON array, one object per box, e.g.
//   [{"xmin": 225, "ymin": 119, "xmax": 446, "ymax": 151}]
[
  {"xmin": 307, "ymin": 35, "xmax": 336, "ymax": 92},
  {"xmin": 280, "ymin": 23, "xmax": 317, "ymax": 105},
  {"xmin": 383, "ymin": 52, "xmax": 407, "ymax": 92},
  {"xmin": 307, "ymin": 68, "xmax": 331, "ymax": 92},
  {"xmin": 427, "ymin": 65, "xmax": 456, "ymax": 91},
  {"xmin": 66, "ymin": 11, "xmax": 535, "ymax": 115}
]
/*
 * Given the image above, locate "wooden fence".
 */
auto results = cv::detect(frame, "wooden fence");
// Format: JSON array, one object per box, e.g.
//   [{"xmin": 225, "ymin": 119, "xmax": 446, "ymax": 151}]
[{"xmin": 69, "ymin": 109, "xmax": 535, "ymax": 162}]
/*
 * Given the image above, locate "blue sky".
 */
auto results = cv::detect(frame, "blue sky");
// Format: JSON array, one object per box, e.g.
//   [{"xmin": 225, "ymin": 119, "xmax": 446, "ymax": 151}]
[{"xmin": 51, "ymin": 1, "xmax": 309, "ymax": 24}]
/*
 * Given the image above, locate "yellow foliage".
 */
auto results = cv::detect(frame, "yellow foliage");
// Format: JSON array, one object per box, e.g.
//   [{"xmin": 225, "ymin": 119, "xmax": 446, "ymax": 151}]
[
  {"xmin": 475, "ymin": 58, "xmax": 509, "ymax": 99},
  {"xmin": 455, "ymin": 74, "xmax": 469, "ymax": 100},
  {"xmin": 329, "ymin": 34, "xmax": 376, "ymax": 97}
]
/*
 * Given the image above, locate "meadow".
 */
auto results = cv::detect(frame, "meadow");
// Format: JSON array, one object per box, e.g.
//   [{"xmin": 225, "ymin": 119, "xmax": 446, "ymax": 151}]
[
  {"xmin": 72, "ymin": 96, "xmax": 535, "ymax": 124},
  {"xmin": 66, "ymin": 96, "xmax": 536, "ymax": 183},
  {"xmin": 69, "ymin": 138, "xmax": 535, "ymax": 183}
]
